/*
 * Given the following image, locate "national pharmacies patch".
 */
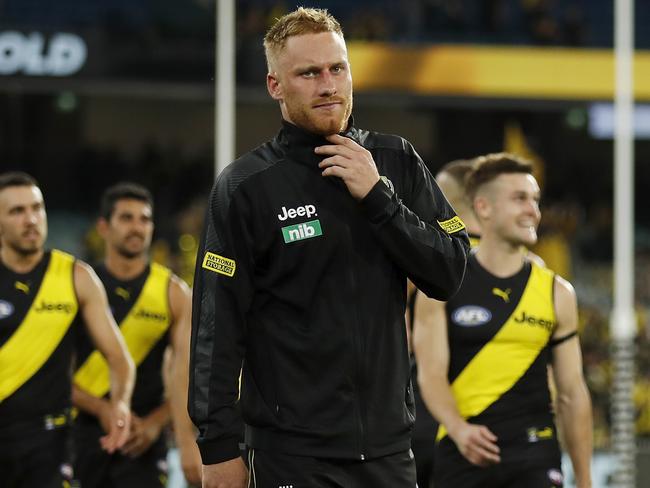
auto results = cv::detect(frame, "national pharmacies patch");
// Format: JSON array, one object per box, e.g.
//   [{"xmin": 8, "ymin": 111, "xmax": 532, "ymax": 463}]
[{"xmin": 202, "ymin": 252, "xmax": 236, "ymax": 277}]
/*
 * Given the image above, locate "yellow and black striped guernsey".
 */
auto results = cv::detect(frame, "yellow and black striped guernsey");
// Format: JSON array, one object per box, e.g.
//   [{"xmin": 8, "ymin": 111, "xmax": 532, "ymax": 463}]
[
  {"xmin": 74, "ymin": 263, "xmax": 172, "ymax": 417},
  {"xmin": 438, "ymin": 252, "xmax": 561, "ymax": 464},
  {"xmin": 0, "ymin": 250, "xmax": 79, "ymax": 426}
]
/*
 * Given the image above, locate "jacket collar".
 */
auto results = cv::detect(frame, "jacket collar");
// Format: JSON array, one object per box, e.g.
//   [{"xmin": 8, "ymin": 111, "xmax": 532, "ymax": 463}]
[{"xmin": 277, "ymin": 117, "xmax": 357, "ymax": 167}]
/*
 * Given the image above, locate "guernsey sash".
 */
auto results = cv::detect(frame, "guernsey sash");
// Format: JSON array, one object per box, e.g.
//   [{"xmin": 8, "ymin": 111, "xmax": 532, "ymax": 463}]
[
  {"xmin": 74, "ymin": 263, "xmax": 172, "ymax": 397},
  {"xmin": 438, "ymin": 263, "xmax": 556, "ymax": 440},
  {"xmin": 0, "ymin": 250, "xmax": 78, "ymax": 402}
]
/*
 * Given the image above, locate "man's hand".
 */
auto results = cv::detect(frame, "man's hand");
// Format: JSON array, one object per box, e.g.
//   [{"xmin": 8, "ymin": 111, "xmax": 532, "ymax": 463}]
[
  {"xmin": 202, "ymin": 457, "xmax": 248, "ymax": 488},
  {"xmin": 99, "ymin": 399, "xmax": 131, "ymax": 453},
  {"xmin": 449, "ymin": 422, "xmax": 501, "ymax": 466},
  {"xmin": 316, "ymin": 134, "xmax": 380, "ymax": 200},
  {"xmin": 120, "ymin": 413, "xmax": 164, "ymax": 458}
]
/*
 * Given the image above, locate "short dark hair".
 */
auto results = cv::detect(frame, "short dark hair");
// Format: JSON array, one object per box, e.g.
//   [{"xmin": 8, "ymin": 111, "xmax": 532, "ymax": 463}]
[
  {"xmin": 0, "ymin": 171, "xmax": 39, "ymax": 193},
  {"xmin": 100, "ymin": 182, "xmax": 153, "ymax": 220},
  {"xmin": 465, "ymin": 153, "xmax": 533, "ymax": 202}
]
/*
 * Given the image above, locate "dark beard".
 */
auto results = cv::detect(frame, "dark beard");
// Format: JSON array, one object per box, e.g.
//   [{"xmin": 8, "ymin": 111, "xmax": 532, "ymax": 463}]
[
  {"xmin": 115, "ymin": 245, "xmax": 145, "ymax": 260},
  {"xmin": 9, "ymin": 241, "xmax": 42, "ymax": 257}
]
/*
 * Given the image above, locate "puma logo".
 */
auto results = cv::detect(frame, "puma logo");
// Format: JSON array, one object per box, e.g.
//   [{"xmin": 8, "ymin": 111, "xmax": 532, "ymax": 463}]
[
  {"xmin": 492, "ymin": 287, "xmax": 511, "ymax": 302},
  {"xmin": 14, "ymin": 281, "xmax": 30, "ymax": 294},
  {"xmin": 115, "ymin": 287, "xmax": 130, "ymax": 301}
]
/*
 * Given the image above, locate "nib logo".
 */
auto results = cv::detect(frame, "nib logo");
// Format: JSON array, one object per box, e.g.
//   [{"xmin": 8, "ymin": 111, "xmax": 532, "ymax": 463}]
[{"xmin": 282, "ymin": 220, "xmax": 322, "ymax": 243}]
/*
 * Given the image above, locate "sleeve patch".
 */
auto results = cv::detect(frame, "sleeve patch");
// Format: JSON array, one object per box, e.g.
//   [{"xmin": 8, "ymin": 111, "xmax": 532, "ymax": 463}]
[
  {"xmin": 202, "ymin": 252, "xmax": 236, "ymax": 277},
  {"xmin": 437, "ymin": 216, "xmax": 466, "ymax": 234}
]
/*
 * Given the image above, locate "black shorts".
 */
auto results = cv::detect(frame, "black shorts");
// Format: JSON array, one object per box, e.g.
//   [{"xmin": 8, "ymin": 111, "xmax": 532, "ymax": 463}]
[
  {"xmin": 0, "ymin": 413, "xmax": 75, "ymax": 488},
  {"xmin": 73, "ymin": 420, "xmax": 168, "ymax": 488},
  {"xmin": 434, "ymin": 437, "xmax": 563, "ymax": 488},
  {"xmin": 411, "ymin": 438, "xmax": 435, "ymax": 488},
  {"xmin": 247, "ymin": 448, "xmax": 417, "ymax": 488}
]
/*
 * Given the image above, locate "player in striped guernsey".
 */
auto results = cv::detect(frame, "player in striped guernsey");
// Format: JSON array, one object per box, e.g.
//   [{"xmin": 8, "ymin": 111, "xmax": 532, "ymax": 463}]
[
  {"xmin": 0, "ymin": 171, "xmax": 134, "ymax": 487},
  {"xmin": 72, "ymin": 183, "xmax": 201, "ymax": 487},
  {"xmin": 414, "ymin": 154, "xmax": 592, "ymax": 487}
]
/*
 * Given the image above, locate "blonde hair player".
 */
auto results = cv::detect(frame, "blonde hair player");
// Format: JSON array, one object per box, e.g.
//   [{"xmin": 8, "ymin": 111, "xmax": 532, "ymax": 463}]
[{"xmin": 190, "ymin": 7, "xmax": 469, "ymax": 488}]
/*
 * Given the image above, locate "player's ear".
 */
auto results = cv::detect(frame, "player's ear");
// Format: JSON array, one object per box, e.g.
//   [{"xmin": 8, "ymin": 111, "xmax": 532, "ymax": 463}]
[
  {"xmin": 267, "ymin": 72, "xmax": 283, "ymax": 101},
  {"xmin": 96, "ymin": 217, "xmax": 109, "ymax": 239},
  {"xmin": 473, "ymin": 195, "xmax": 490, "ymax": 220}
]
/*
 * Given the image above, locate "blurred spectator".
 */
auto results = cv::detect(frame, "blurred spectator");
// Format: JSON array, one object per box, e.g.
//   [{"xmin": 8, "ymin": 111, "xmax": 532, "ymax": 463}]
[
  {"xmin": 562, "ymin": 4, "xmax": 587, "ymax": 46},
  {"xmin": 577, "ymin": 203, "xmax": 614, "ymax": 263},
  {"xmin": 480, "ymin": 0, "xmax": 507, "ymax": 34}
]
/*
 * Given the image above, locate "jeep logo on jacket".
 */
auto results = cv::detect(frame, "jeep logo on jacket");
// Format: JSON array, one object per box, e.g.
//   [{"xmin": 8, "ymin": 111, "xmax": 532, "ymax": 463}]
[
  {"xmin": 277, "ymin": 204, "xmax": 317, "ymax": 221},
  {"xmin": 190, "ymin": 118, "xmax": 470, "ymax": 464}
]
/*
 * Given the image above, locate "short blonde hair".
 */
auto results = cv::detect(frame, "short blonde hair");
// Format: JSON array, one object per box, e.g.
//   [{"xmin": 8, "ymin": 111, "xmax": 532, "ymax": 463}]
[{"xmin": 263, "ymin": 7, "xmax": 344, "ymax": 71}]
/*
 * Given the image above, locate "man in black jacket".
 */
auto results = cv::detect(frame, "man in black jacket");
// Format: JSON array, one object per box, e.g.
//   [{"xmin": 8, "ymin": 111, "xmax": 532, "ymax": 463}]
[{"xmin": 190, "ymin": 7, "xmax": 470, "ymax": 488}]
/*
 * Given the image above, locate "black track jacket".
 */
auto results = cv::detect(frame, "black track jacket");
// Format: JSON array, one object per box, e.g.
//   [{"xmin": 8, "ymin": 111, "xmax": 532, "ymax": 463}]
[{"xmin": 190, "ymin": 119, "xmax": 470, "ymax": 465}]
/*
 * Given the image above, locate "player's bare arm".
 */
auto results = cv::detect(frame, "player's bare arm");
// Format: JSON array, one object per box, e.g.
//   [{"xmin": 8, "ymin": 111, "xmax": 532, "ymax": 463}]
[
  {"xmin": 551, "ymin": 276, "xmax": 593, "ymax": 488},
  {"xmin": 413, "ymin": 290, "xmax": 500, "ymax": 467},
  {"xmin": 72, "ymin": 260, "xmax": 135, "ymax": 453},
  {"xmin": 167, "ymin": 275, "xmax": 202, "ymax": 485}
]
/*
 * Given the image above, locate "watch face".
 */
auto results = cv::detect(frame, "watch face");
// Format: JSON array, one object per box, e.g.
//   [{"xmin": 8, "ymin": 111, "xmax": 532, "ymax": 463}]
[{"xmin": 380, "ymin": 175, "xmax": 394, "ymax": 192}]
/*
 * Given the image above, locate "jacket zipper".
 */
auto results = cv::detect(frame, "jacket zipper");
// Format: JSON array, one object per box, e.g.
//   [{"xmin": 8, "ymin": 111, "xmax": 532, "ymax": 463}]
[{"xmin": 346, "ymin": 233, "xmax": 367, "ymax": 461}]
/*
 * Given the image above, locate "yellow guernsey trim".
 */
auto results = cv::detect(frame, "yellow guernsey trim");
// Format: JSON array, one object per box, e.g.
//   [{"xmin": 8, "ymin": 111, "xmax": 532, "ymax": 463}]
[
  {"xmin": 0, "ymin": 250, "xmax": 78, "ymax": 402},
  {"xmin": 74, "ymin": 263, "xmax": 172, "ymax": 397},
  {"xmin": 469, "ymin": 235, "xmax": 481, "ymax": 248},
  {"xmin": 438, "ymin": 263, "xmax": 555, "ymax": 440}
]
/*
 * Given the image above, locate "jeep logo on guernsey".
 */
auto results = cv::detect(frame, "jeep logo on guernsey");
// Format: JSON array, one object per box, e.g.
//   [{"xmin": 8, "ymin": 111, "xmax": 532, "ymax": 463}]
[
  {"xmin": 514, "ymin": 311, "xmax": 556, "ymax": 331},
  {"xmin": 135, "ymin": 309, "xmax": 168, "ymax": 322},
  {"xmin": 277, "ymin": 204, "xmax": 317, "ymax": 221},
  {"xmin": 33, "ymin": 300, "xmax": 74, "ymax": 313},
  {"xmin": 282, "ymin": 220, "xmax": 323, "ymax": 244},
  {"xmin": 452, "ymin": 306, "xmax": 492, "ymax": 327}
]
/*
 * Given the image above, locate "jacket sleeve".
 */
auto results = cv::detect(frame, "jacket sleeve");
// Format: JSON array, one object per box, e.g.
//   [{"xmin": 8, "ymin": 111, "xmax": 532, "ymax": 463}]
[
  {"xmin": 189, "ymin": 169, "xmax": 254, "ymax": 465},
  {"xmin": 360, "ymin": 142, "xmax": 470, "ymax": 300}
]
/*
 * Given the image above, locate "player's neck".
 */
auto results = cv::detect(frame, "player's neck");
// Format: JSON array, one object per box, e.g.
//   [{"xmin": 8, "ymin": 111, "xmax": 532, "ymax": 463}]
[
  {"xmin": 103, "ymin": 249, "xmax": 148, "ymax": 281},
  {"xmin": 0, "ymin": 245, "xmax": 44, "ymax": 274},
  {"xmin": 455, "ymin": 208, "xmax": 478, "ymax": 233},
  {"xmin": 474, "ymin": 236, "xmax": 525, "ymax": 278}
]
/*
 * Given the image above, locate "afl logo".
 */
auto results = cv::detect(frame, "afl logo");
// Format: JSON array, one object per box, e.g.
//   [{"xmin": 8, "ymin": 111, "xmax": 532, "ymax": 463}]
[
  {"xmin": 452, "ymin": 306, "xmax": 492, "ymax": 327},
  {"xmin": 0, "ymin": 299, "xmax": 14, "ymax": 319}
]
